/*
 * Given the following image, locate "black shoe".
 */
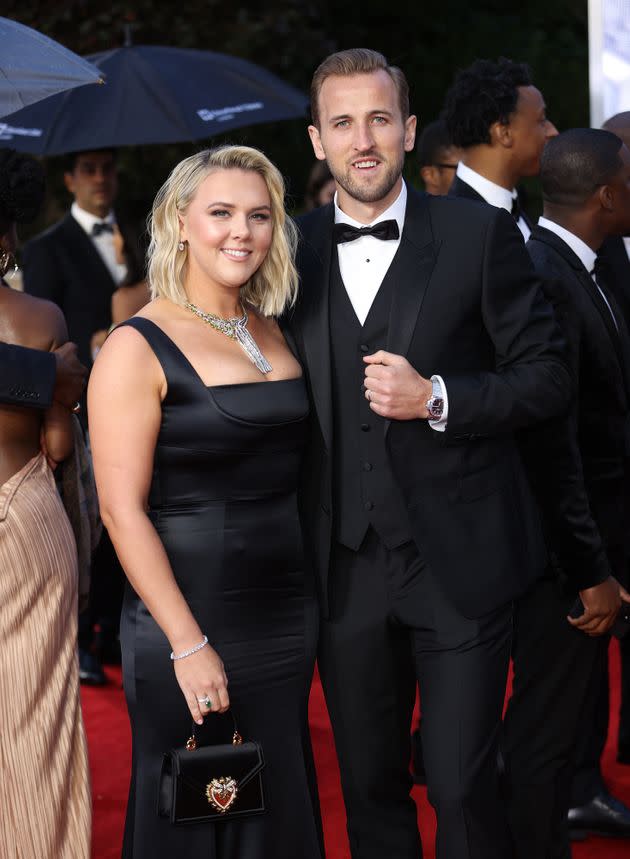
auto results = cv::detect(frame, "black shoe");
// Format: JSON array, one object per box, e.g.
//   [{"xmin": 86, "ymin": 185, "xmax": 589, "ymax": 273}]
[
  {"xmin": 568, "ymin": 791, "xmax": 630, "ymax": 839},
  {"xmin": 78, "ymin": 648, "xmax": 107, "ymax": 686}
]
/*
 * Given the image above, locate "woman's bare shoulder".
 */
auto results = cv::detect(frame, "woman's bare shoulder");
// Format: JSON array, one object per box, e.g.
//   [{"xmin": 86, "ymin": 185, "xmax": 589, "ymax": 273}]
[{"xmin": 0, "ymin": 287, "xmax": 67, "ymax": 350}]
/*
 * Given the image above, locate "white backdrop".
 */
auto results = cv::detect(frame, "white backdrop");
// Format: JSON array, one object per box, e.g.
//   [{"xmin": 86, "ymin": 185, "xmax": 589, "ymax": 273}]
[{"xmin": 590, "ymin": 0, "xmax": 630, "ymax": 126}]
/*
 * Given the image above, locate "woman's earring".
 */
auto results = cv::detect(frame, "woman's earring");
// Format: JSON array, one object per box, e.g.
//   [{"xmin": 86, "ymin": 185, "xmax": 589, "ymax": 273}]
[{"xmin": 178, "ymin": 241, "xmax": 185, "ymax": 251}]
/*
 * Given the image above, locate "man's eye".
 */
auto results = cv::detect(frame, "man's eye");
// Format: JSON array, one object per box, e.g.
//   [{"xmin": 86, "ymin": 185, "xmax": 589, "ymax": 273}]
[
  {"xmin": 372, "ymin": 116, "xmax": 387, "ymax": 124},
  {"xmin": 335, "ymin": 120, "xmax": 350, "ymax": 128}
]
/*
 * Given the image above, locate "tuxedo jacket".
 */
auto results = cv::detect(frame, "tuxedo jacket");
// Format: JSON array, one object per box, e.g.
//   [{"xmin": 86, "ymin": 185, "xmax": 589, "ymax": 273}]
[
  {"xmin": 598, "ymin": 234, "xmax": 630, "ymax": 331},
  {"xmin": 449, "ymin": 174, "xmax": 534, "ymax": 232},
  {"xmin": 0, "ymin": 342, "xmax": 55, "ymax": 408},
  {"xmin": 22, "ymin": 213, "xmax": 144, "ymax": 367},
  {"xmin": 290, "ymin": 189, "xmax": 571, "ymax": 619},
  {"xmin": 526, "ymin": 226, "xmax": 630, "ymax": 581}
]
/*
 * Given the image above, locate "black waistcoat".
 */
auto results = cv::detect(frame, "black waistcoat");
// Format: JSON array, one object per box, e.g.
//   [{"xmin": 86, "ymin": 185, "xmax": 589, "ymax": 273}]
[{"xmin": 329, "ymin": 250, "xmax": 412, "ymax": 550}]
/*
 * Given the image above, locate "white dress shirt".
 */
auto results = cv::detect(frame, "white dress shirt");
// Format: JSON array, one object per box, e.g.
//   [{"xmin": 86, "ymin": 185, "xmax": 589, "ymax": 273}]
[
  {"xmin": 71, "ymin": 202, "xmax": 127, "ymax": 286},
  {"xmin": 538, "ymin": 216, "xmax": 618, "ymax": 329},
  {"xmin": 334, "ymin": 181, "xmax": 448, "ymax": 430},
  {"xmin": 456, "ymin": 162, "xmax": 531, "ymax": 241}
]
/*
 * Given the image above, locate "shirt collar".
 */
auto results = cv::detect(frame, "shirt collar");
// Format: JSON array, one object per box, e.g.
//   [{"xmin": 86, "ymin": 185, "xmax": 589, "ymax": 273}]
[
  {"xmin": 334, "ymin": 180, "xmax": 407, "ymax": 234},
  {"xmin": 456, "ymin": 162, "xmax": 517, "ymax": 213},
  {"xmin": 71, "ymin": 201, "xmax": 115, "ymax": 236},
  {"xmin": 538, "ymin": 216, "xmax": 597, "ymax": 274}
]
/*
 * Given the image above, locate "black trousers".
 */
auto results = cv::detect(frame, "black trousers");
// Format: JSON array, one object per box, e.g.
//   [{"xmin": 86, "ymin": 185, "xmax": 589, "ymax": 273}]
[
  {"xmin": 502, "ymin": 576, "xmax": 601, "ymax": 859},
  {"xmin": 318, "ymin": 530, "xmax": 512, "ymax": 859}
]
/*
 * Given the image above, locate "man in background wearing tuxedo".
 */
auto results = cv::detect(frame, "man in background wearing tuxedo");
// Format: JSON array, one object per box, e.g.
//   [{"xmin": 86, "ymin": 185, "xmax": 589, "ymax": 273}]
[
  {"xmin": 443, "ymin": 57, "xmax": 556, "ymax": 239},
  {"xmin": 23, "ymin": 149, "xmax": 144, "ymax": 685},
  {"xmin": 291, "ymin": 48, "xmax": 570, "ymax": 859}
]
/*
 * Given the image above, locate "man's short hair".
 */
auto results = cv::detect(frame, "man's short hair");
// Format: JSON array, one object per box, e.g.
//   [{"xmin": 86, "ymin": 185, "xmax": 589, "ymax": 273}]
[
  {"xmin": 62, "ymin": 148, "xmax": 117, "ymax": 174},
  {"xmin": 541, "ymin": 128, "xmax": 624, "ymax": 207},
  {"xmin": 310, "ymin": 48, "xmax": 409, "ymax": 128},
  {"xmin": 442, "ymin": 58, "xmax": 533, "ymax": 148},
  {"xmin": 417, "ymin": 119, "xmax": 456, "ymax": 168}
]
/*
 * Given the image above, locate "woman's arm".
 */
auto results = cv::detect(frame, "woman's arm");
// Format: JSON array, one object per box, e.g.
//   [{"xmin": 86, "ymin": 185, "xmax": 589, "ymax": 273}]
[
  {"xmin": 88, "ymin": 326, "xmax": 229, "ymax": 723},
  {"xmin": 42, "ymin": 305, "xmax": 73, "ymax": 464}
]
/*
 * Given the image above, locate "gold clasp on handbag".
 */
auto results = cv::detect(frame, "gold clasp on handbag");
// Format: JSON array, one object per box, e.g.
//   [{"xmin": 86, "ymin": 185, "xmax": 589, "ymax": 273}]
[{"xmin": 206, "ymin": 776, "xmax": 239, "ymax": 812}]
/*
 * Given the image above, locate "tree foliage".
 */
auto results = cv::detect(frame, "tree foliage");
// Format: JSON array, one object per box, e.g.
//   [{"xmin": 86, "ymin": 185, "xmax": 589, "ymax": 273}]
[{"xmin": 5, "ymin": 0, "xmax": 589, "ymax": 232}]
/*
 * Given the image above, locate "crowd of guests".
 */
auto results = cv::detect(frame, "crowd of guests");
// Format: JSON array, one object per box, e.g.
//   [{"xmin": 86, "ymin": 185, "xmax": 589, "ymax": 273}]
[{"xmin": 1, "ymin": 46, "xmax": 630, "ymax": 859}]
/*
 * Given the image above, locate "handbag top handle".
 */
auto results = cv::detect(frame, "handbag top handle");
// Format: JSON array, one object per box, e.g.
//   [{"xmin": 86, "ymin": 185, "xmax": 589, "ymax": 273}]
[{"xmin": 186, "ymin": 710, "xmax": 243, "ymax": 752}]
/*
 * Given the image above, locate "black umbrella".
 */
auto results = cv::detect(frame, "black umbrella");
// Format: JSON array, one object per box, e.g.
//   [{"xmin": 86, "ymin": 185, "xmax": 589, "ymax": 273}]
[
  {"xmin": 0, "ymin": 44, "xmax": 308, "ymax": 154},
  {"xmin": 0, "ymin": 16, "xmax": 103, "ymax": 119}
]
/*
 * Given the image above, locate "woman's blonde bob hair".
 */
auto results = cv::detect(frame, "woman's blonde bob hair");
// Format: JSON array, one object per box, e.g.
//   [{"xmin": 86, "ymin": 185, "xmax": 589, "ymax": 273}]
[{"xmin": 147, "ymin": 145, "xmax": 298, "ymax": 317}]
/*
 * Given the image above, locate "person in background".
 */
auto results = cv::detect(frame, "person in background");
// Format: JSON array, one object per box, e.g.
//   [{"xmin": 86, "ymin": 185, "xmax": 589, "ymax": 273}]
[
  {"xmin": 601, "ymin": 110, "xmax": 630, "ymax": 772},
  {"xmin": 22, "ymin": 148, "xmax": 145, "ymax": 684},
  {"xmin": 305, "ymin": 160, "xmax": 336, "ymax": 209},
  {"xmin": 443, "ymin": 57, "xmax": 557, "ymax": 239},
  {"xmin": 507, "ymin": 128, "xmax": 630, "ymax": 855},
  {"xmin": 417, "ymin": 118, "xmax": 462, "ymax": 195},
  {"xmin": 0, "ymin": 148, "xmax": 91, "ymax": 859}
]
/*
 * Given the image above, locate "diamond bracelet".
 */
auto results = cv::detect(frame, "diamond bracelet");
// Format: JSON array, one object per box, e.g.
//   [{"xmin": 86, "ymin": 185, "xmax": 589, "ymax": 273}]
[{"xmin": 170, "ymin": 635, "xmax": 209, "ymax": 661}]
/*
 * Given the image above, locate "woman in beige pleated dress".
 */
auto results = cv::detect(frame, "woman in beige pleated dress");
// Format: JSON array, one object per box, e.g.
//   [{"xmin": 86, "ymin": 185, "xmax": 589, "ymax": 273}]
[{"xmin": 0, "ymin": 150, "xmax": 91, "ymax": 858}]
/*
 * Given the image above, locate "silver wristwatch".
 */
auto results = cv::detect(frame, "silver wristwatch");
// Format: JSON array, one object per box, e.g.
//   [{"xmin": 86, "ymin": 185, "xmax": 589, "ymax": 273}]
[{"xmin": 426, "ymin": 379, "xmax": 444, "ymax": 420}]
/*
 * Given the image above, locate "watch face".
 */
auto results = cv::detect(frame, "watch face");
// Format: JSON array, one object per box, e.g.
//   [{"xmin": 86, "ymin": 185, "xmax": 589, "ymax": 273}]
[{"xmin": 428, "ymin": 396, "xmax": 444, "ymax": 419}]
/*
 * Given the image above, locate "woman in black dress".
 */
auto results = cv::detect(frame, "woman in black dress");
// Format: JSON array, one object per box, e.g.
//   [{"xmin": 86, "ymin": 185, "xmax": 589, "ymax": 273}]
[{"xmin": 88, "ymin": 146, "xmax": 322, "ymax": 858}]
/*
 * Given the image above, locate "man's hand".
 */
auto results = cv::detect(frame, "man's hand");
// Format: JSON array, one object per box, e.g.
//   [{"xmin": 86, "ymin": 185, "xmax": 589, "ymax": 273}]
[
  {"xmin": 53, "ymin": 342, "xmax": 88, "ymax": 407},
  {"xmin": 568, "ymin": 576, "xmax": 630, "ymax": 636},
  {"xmin": 363, "ymin": 350, "xmax": 432, "ymax": 420}
]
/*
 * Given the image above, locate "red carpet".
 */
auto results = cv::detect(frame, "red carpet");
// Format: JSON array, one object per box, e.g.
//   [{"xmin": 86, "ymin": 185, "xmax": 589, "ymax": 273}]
[{"xmin": 83, "ymin": 642, "xmax": 630, "ymax": 858}]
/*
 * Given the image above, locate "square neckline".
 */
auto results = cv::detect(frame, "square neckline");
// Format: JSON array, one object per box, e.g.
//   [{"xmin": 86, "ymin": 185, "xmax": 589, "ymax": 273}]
[{"xmin": 127, "ymin": 316, "xmax": 303, "ymax": 392}]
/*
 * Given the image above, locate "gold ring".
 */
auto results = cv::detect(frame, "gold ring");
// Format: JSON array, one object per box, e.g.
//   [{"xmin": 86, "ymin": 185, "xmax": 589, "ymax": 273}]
[{"xmin": 366, "ymin": 389, "xmax": 372, "ymax": 401}]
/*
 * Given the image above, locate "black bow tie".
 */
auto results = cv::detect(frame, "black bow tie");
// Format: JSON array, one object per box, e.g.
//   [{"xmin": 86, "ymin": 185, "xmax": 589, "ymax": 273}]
[
  {"xmin": 92, "ymin": 221, "xmax": 114, "ymax": 237},
  {"xmin": 333, "ymin": 219, "xmax": 399, "ymax": 244},
  {"xmin": 510, "ymin": 197, "xmax": 521, "ymax": 221}
]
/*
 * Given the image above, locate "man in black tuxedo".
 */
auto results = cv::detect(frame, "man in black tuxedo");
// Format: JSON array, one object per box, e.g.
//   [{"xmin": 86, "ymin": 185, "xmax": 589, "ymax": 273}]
[
  {"xmin": 22, "ymin": 149, "xmax": 143, "ymax": 684},
  {"xmin": 443, "ymin": 58, "xmax": 557, "ymax": 240},
  {"xmin": 503, "ymin": 129, "xmax": 630, "ymax": 854},
  {"xmin": 417, "ymin": 119, "xmax": 462, "ymax": 196},
  {"xmin": 22, "ymin": 149, "xmax": 143, "ymax": 370},
  {"xmin": 290, "ymin": 48, "xmax": 571, "ymax": 859}
]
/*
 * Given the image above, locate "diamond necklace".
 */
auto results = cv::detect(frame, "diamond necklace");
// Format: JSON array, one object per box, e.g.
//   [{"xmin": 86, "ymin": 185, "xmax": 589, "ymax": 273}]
[{"xmin": 184, "ymin": 301, "xmax": 273, "ymax": 375}]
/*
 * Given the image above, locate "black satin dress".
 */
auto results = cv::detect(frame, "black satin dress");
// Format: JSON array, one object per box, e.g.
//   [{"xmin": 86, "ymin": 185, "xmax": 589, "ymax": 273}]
[{"xmin": 118, "ymin": 318, "xmax": 322, "ymax": 859}]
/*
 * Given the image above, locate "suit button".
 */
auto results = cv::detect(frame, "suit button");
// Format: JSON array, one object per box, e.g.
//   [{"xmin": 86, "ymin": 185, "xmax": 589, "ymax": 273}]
[
  {"xmin": 360, "ymin": 423, "xmax": 370, "ymax": 432},
  {"xmin": 362, "ymin": 462, "xmax": 372, "ymax": 471},
  {"xmin": 359, "ymin": 344, "xmax": 369, "ymax": 353},
  {"xmin": 364, "ymin": 501, "xmax": 374, "ymax": 511}
]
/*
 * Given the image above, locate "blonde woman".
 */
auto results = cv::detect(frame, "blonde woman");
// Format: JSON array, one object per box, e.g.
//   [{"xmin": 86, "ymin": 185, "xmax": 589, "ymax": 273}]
[{"xmin": 88, "ymin": 146, "xmax": 322, "ymax": 858}]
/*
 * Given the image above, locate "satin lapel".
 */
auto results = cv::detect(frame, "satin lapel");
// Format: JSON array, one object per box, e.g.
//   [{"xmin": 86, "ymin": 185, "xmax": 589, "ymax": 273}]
[
  {"xmin": 296, "ymin": 206, "xmax": 334, "ymax": 452},
  {"xmin": 385, "ymin": 191, "xmax": 439, "ymax": 435},
  {"xmin": 534, "ymin": 227, "xmax": 630, "ymax": 397}
]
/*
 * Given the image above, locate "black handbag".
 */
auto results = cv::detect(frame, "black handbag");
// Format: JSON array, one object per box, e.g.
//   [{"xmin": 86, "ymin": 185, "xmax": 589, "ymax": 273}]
[{"xmin": 157, "ymin": 713, "xmax": 265, "ymax": 824}]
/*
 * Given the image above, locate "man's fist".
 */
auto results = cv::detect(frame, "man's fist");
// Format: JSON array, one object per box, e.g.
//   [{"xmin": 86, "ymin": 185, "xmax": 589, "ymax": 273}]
[{"xmin": 363, "ymin": 350, "xmax": 432, "ymax": 421}]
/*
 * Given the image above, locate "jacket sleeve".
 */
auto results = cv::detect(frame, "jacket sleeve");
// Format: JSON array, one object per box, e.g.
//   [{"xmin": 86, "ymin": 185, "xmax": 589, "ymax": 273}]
[
  {"xmin": 442, "ymin": 209, "xmax": 571, "ymax": 434},
  {"xmin": 0, "ymin": 342, "xmax": 55, "ymax": 408},
  {"xmin": 518, "ymin": 271, "xmax": 611, "ymax": 591}
]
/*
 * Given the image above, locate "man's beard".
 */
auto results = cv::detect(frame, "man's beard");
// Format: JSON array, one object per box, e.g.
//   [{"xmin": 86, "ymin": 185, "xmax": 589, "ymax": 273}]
[{"xmin": 329, "ymin": 151, "xmax": 404, "ymax": 204}]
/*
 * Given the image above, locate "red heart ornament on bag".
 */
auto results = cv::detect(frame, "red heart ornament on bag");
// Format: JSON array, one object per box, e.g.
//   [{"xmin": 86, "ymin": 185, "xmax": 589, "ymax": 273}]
[{"xmin": 206, "ymin": 777, "xmax": 238, "ymax": 813}]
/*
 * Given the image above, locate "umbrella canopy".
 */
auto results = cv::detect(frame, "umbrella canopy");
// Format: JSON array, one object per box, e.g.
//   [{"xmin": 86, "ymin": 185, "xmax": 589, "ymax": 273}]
[
  {"xmin": 0, "ymin": 45, "xmax": 308, "ymax": 155},
  {"xmin": 0, "ymin": 16, "xmax": 103, "ymax": 119}
]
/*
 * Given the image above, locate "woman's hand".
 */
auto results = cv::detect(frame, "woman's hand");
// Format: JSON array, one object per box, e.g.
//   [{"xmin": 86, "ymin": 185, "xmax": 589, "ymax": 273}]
[{"xmin": 173, "ymin": 643, "xmax": 230, "ymax": 725}]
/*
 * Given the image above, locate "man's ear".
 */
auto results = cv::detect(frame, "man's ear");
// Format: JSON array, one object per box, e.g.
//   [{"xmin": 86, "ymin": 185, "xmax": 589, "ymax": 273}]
[
  {"xmin": 63, "ymin": 172, "xmax": 75, "ymax": 195},
  {"xmin": 490, "ymin": 120, "xmax": 513, "ymax": 149},
  {"xmin": 420, "ymin": 165, "xmax": 439, "ymax": 193},
  {"xmin": 404, "ymin": 114, "xmax": 417, "ymax": 153},
  {"xmin": 599, "ymin": 184, "xmax": 614, "ymax": 213},
  {"xmin": 308, "ymin": 125, "xmax": 327, "ymax": 161}
]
